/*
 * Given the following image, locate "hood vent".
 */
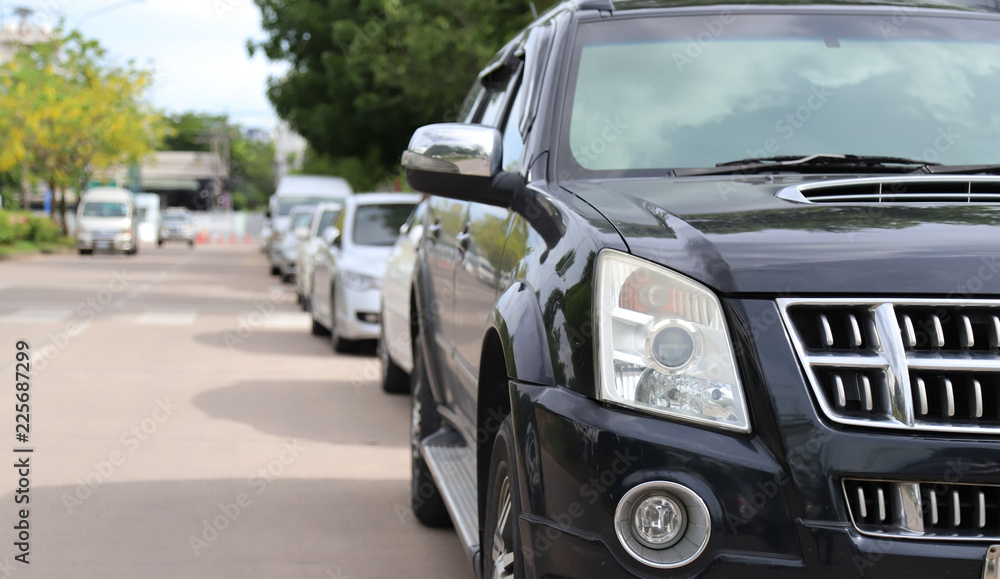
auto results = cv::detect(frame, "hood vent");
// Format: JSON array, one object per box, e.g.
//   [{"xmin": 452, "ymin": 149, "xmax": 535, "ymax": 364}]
[{"xmin": 777, "ymin": 176, "xmax": 1000, "ymax": 204}]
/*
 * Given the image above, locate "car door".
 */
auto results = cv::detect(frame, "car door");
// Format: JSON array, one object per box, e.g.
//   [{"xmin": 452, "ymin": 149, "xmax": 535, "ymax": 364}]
[
  {"xmin": 429, "ymin": 42, "xmax": 528, "ymax": 431},
  {"xmin": 313, "ymin": 205, "xmax": 346, "ymax": 326}
]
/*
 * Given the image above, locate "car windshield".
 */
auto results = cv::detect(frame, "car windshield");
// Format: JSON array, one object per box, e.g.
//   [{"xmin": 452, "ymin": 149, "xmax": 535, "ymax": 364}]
[
  {"xmin": 561, "ymin": 13, "xmax": 1000, "ymax": 175},
  {"xmin": 161, "ymin": 215, "xmax": 188, "ymax": 223},
  {"xmin": 277, "ymin": 196, "xmax": 330, "ymax": 216},
  {"xmin": 315, "ymin": 209, "xmax": 340, "ymax": 238},
  {"xmin": 352, "ymin": 203, "xmax": 416, "ymax": 247},
  {"xmin": 291, "ymin": 211, "xmax": 315, "ymax": 229},
  {"xmin": 81, "ymin": 202, "xmax": 127, "ymax": 217}
]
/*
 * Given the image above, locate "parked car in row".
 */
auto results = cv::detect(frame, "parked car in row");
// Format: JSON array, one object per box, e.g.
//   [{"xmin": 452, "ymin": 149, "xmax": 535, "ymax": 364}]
[
  {"xmin": 310, "ymin": 193, "xmax": 420, "ymax": 352},
  {"xmin": 378, "ymin": 200, "xmax": 427, "ymax": 393},
  {"xmin": 266, "ymin": 175, "xmax": 352, "ymax": 275},
  {"xmin": 274, "ymin": 205, "xmax": 316, "ymax": 282},
  {"xmin": 156, "ymin": 207, "xmax": 195, "ymax": 248},
  {"xmin": 76, "ymin": 187, "xmax": 140, "ymax": 256},
  {"xmin": 295, "ymin": 201, "xmax": 343, "ymax": 310},
  {"xmin": 399, "ymin": 0, "xmax": 1000, "ymax": 577}
]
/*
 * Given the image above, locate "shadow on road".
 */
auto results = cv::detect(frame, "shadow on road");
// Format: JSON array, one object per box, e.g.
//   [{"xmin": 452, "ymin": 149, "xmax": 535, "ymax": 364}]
[
  {"xmin": 192, "ymin": 379, "xmax": 408, "ymax": 446},
  {"xmin": 8, "ymin": 478, "xmax": 464, "ymax": 579}
]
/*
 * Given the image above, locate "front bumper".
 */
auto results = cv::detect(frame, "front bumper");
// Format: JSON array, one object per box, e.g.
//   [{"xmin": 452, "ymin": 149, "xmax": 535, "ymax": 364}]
[
  {"xmin": 159, "ymin": 231, "xmax": 194, "ymax": 242},
  {"xmin": 78, "ymin": 237, "xmax": 133, "ymax": 251},
  {"xmin": 334, "ymin": 285, "xmax": 382, "ymax": 340},
  {"xmin": 506, "ymin": 299, "xmax": 1000, "ymax": 578}
]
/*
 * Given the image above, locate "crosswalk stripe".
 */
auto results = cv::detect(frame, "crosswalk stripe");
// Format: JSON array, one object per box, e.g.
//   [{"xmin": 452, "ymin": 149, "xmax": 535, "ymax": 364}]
[
  {"xmin": 135, "ymin": 311, "xmax": 197, "ymax": 326},
  {"xmin": 0, "ymin": 308, "xmax": 74, "ymax": 323}
]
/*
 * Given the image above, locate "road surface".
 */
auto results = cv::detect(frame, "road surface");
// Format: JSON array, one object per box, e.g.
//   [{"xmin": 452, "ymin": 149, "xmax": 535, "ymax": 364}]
[{"xmin": 0, "ymin": 243, "xmax": 467, "ymax": 578}]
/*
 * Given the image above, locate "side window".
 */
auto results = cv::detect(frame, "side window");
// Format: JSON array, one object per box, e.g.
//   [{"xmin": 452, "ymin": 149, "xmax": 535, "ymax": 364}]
[
  {"xmin": 501, "ymin": 79, "xmax": 527, "ymax": 173},
  {"xmin": 457, "ymin": 81, "xmax": 485, "ymax": 124}
]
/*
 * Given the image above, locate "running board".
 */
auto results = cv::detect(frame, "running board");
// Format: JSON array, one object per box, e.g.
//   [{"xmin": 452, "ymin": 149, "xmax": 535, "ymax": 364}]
[{"xmin": 420, "ymin": 430, "xmax": 480, "ymax": 559}]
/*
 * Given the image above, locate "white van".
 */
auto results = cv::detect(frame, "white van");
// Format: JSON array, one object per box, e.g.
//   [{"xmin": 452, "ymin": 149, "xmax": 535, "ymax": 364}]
[
  {"xmin": 76, "ymin": 187, "xmax": 140, "ymax": 256},
  {"xmin": 266, "ymin": 175, "xmax": 353, "ymax": 275}
]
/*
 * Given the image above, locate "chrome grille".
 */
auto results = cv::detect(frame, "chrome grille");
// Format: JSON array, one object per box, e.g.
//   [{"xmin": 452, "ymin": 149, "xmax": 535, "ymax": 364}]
[
  {"xmin": 776, "ymin": 176, "xmax": 1000, "ymax": 204},
  {"xmin": 843, "ymin": 479, "xmax": 1000, "ymax": 540},
  {"xmin": 779, "ymin": 299, "xmax": 1000, "ymax": 433}
]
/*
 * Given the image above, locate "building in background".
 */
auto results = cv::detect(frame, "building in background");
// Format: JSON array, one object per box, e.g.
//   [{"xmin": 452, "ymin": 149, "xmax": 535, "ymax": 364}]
[
  {"xmin": 0, "ymin": 7, "xmax": 51, "ymax": 64},
  {"xmin": 272, "ymin": 121, "xmax": 307, "ymax": 181}
]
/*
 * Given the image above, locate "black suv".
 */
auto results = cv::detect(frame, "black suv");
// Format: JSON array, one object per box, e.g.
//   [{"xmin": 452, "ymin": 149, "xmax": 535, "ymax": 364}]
[{"xmin": 400, "ymin": 1, "xmax": 1000, "ymax": 577}]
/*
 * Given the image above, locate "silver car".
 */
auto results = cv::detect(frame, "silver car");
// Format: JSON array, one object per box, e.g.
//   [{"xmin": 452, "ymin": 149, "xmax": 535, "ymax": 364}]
[
  {"xmin": 295, "ymin": 202, "xmax": 342, "ymax": 310},
  {"xmin": 157, "ymin": 209, "xmax": 195, "ymax": 247},
  {"xmin": 377, "ymin": 200, "xmax": 426, "ymax": 392},
  {"xmin": 275, "ymin": 205, "xmax": 316, "ymax": 282},
  {"xmin": 310, "ymin": 193, "xmax": 420, "ymax": 352}
]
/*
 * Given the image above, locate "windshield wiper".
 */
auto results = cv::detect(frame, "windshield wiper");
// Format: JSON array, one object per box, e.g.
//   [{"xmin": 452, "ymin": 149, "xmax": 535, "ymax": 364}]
[{"xmin": 672, "ymin": 154, "xmax": 936, "ymax": 177}]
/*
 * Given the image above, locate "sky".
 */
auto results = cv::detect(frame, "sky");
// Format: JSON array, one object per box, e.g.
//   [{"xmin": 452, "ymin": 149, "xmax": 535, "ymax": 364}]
[{"xmin": 2, "ymin": 0, "xmax": 287, "ymax": 129}]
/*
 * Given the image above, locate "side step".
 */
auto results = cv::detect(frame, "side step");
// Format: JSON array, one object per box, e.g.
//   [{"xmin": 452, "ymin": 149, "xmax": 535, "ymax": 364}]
[{"xmin": 420, "ymin": 430, "xmax": 480, "ymax": 558}]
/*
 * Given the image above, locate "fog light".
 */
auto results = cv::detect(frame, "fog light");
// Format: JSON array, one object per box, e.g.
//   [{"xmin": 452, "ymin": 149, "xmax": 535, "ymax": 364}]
[
  {"xmin": 631, "ymin": 494, "xmax": 686, "ymax": 549},
  {"xmin": 615, "ymin": 481, "xmax": 711, "ymax": 569}
]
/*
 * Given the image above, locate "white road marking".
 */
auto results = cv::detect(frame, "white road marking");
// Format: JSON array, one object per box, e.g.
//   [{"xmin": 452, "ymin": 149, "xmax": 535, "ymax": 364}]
[
  {"xmin": 261, "ymin": 312, "xmax": 311, "ymax": 330},
  {"xmin": 135, "ymin": 311, "xmax": 197, "ymax": 326},
  {"xmin": 0, "ymin": 308, "xmax": 74, "ymax": 323}
]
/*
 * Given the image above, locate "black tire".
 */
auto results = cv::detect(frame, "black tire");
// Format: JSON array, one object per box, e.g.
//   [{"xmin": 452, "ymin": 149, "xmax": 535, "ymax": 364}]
[
  {"xmin": 410, "ymin": 339, "xmax": 452, "ymax": 527},
  {"xmin": 127, "ymin": 243, "xmax": 138, "ymax": 256},
  {"xmin": 330, "ymin": 290, "xmax": 358, "ymax": 353},
  {"xmin": 380, "ymin": 314, "xmax": 410, "ymax": 394},
  {"xmin": 270, "ymin": 264, "xmax": 281, "ymax": 276},
  {"xmin": 188, "ymin": 240, "xmax": 194, "ymax": 248},
  {"xmin": 483, "ymin": 416, "xmax": 524, "ymax": 579},
  {"xmin": 157, "ymin": 240, "xmax": 163, "ymax": 247},
  {"xmin": 78, "ymin": 249, "xmax": 93, "ymax": 256}
]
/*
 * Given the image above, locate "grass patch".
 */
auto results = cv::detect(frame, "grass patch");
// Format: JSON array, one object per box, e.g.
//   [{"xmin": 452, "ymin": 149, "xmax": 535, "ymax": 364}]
[{"xmin": 0, "ymin": 237, "xmax": 76, "ymax": 260}]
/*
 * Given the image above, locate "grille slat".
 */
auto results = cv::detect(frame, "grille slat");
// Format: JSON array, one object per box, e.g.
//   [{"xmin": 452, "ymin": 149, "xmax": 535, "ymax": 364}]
[
  {"xmin": 844, "ymin": 479, "xmax": 1000, "ymax": 540},
  {"xmin": 780, "ymin": 299, "xmax": 1000, "ymax": 433}
]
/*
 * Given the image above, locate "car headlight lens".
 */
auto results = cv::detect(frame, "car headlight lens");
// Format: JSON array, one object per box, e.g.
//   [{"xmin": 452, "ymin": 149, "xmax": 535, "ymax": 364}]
[
  {"xmin": 595, "ymin": 250, "xmax": 749, "ymax": 432},
  {"xmin": 342, "ymin": 271, "xmax": 381, "ymax": 291}
]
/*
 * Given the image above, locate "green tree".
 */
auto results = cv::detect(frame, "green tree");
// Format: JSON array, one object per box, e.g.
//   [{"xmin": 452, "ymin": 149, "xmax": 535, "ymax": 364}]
[
  {"xmin": 249, "ymin": 0, "xmax": 557, "ymax": 189},
  {"xmin": 0, "ymin": 30, "xmax": 167, "ymax": 232}
]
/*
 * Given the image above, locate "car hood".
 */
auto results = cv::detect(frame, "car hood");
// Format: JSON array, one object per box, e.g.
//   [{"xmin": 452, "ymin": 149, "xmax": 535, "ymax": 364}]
[
  {"xmin": 340, "ymin": 245, "xmax": 393, "ymax": 278},
  {"xmin": 566, "ymin": 176, "xmax": 1000, "ymax": 296}
]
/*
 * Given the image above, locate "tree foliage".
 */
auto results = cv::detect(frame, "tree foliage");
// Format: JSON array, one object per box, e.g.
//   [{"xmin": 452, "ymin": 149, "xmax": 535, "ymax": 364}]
[
  {"xmin": 162, "ymin": 112, "xmax": 277, "ymax": 210},
  {"xmin": 0, "ymin": 30, "xmax": 167, "ymax": 230},
  {"xmin": 249, "ymin": 0, "xmax": 557, "ymax": 188}
]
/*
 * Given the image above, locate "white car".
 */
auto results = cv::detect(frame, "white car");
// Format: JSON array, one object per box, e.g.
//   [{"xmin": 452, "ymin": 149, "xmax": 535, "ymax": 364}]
[
  {"xmin": 76, "ymin": 187, "xmax": 140, "ymax": 256},
  {"xmin": 295, "ymin": 202, "xmax": 343, "ymax": 310},
  {"xmin": 310, "ymin": 193, "xmax": 421, "ymax": 352},
  {"xmin": 267, "ymin": 175, "xmax": 352, "ymax": 275},
  {"xmin": 378, "ymin": 200, "xmax": 426, "ymax": 393},
  {"xmin": 275, "ymin": 205, "xmax": 316, "ymax": 282}
]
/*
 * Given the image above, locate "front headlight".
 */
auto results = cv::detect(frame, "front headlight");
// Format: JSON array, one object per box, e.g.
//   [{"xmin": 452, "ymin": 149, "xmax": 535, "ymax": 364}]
[
  {"xmin": 595, "ymin": 250, "xmax": 749, "ymax": 432},
  {"xmin": 341, "ymin": 271, "xmax": 382, "ymax": 291}
]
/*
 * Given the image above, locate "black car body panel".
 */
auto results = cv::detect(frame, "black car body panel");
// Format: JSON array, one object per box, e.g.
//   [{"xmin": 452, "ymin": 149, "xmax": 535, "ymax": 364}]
[
  {"xmin": 568, "ymin": 178, "xmax": 1000, "ymax": 296},
  {"xmin": 403, "ymin": 1, "xmax": 1000, "ymax": 577}
]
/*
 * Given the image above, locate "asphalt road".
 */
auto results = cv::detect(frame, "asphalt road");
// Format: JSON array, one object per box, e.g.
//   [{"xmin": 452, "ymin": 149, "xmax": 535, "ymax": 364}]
[{"xmin": 0, "ymin": 242, "xmax": 468, "ymax": 578}]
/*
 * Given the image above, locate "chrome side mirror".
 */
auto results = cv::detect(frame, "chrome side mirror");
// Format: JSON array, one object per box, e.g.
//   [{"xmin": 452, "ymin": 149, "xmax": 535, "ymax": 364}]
[{"xmin": 402, "ymin": 124, "xmax": 512, "ymax": 206}]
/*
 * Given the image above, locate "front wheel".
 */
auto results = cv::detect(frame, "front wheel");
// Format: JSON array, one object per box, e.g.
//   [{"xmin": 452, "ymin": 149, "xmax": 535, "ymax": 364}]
[
  {"xmin": 483, "ymin": 416, "xmax": 524, "ymax": 579},
  {"xmin": 380, "ymin": 314, "xmax": 410, "ymax": 394},
  {"xmin": 330, "ymin": 290, "xmax": 358, "ymax": 353}
]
